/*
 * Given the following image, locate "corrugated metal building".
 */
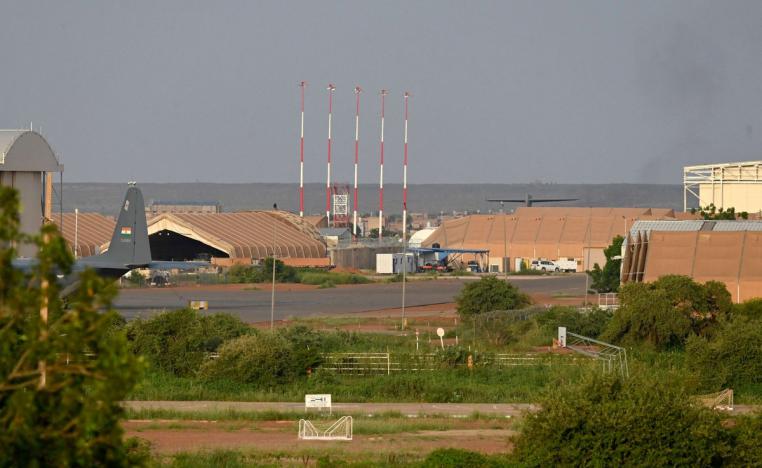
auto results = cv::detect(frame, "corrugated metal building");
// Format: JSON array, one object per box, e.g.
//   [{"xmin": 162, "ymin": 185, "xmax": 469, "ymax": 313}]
[
  {"xmin": 0, "ymin": 130, "xmax": 63, "ymax": 256},
  {"xmin": 622, "ymin": 219, "xmax": 762, "ymax": 302},
  {"xmin": 147, "ymin": 211, "xmax": 328, "ymax": 265},
  {"xmin": 54, "ymin": 213, "xmax": 115, "ymax": 258},
  {"xmin": 55, "ymin": 210, "xmax": 329, "ymax": 267},
  {"xmin": 423, "ymin": 207, "xmax": 685, "ymax": 272}
]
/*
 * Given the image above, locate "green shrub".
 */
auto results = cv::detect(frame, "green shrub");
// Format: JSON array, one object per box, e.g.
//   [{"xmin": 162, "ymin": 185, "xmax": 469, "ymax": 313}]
[
  {"xmin": 199, "ymin": 332, "xmax": 312, "ymax": 386},
  {"xmin": 511, "ymin": 371, "xmax": 731, "ymax": 466},
  {"xmin": 126, "ymin": 310, "xmax": 250, "ymax": 376},
  {"xmin": 420, "ymin": 448, "xmax": 489, "ymax": 468},
  {"xmin": 732, "ymin": 298, "xmax": 762, "ymax": 320},
  {"xmin": 298, "ymin": 271, "xmax": 370, "ymax": 285},
  {"xmin": 686, "ymin": 316, "xmax": 762, "ymax": 391},
  {"xmin": 456, "ymin": 276, "xmax": 531, "ymax": 318},
  {"xmin": 727, "ymin": 414, "xmax": 762, "ymax": 466},
  {"xmin": 226, "ymin": 258, "xmax": 298, "ymax": 283},
  {"xmin": 602, "ymin": 275, "xmax": 732, "ymax": 349},
  {"xmin": 534, "ymin": 306, "xmax": 612, "ymax": 340},
  {"xmin": 226, "ymin": 264, "xmax": 265, "ymax": 283}
]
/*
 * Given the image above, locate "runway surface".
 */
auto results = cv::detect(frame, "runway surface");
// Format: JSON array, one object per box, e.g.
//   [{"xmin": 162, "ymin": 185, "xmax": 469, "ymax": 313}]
[{"xmin": 114, "ymin": 274, "xmax": 586, "ymax": 322}]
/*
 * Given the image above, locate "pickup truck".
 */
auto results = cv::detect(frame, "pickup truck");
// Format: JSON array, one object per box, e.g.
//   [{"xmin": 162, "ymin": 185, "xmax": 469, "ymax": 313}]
[{"xmin": 554, "ymin": 259, "xmax": 578, "ymax": 273}]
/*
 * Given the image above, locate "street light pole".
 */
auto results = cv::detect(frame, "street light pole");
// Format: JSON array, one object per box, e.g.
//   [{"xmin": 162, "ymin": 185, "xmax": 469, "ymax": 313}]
[{"xmin": 271, "ymin": 203, "xmax": 278, "ymax": 330}]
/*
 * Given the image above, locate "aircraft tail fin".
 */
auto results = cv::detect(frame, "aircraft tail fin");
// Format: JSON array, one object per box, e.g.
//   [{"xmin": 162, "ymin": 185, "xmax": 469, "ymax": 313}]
[{"xmin": 101, "ymin": 185, "xmax": 152, "ymax": 267}]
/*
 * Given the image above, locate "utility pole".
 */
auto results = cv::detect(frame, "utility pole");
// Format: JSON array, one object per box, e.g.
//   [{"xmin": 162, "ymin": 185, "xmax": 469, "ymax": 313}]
[
  {"xmin": 353, "ymin": 86, "xmax": 362, "ymax": 238},
  {"xmin": 271, "ymin": 203, "xmax": 278, "ymax": 329},
  {"xmin": 74, "ymin": 208, "xmax": 79, "ymax": 259}
]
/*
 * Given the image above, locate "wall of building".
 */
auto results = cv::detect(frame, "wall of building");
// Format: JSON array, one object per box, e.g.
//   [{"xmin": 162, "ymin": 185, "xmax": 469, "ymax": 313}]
[
  {"xmin": 0, "ymin": 171, "xmax": 41, "ymax": 257},
  {"xmin": 329, "ymin": 245, "xmax": 399, "ymax": 270},
  {"xmin": 698, "ymin": 183, "xmax": 762, "ymax": 213}
]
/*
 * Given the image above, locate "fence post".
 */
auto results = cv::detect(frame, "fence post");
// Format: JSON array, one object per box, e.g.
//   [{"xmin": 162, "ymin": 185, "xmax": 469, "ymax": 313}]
[{"xmin": 387, "ymin": 349, "xmax": 391, "ymax": 375}]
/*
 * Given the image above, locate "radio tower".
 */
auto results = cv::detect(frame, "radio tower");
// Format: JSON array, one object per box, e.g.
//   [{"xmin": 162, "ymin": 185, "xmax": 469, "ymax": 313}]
[
  {"xmin": 353, "ymin": 86, "xmax": 362, "ymax": 237},
  {"xmin": 326, "ymin": 84, "xmax": 336, "ymax": 226},
  {"xmin": 298, "ymin": 81, "xmax": 306, "ymax": 217},
  {"xmin": 378, "ymin": 89, "xmax": 388, "ymax": 241}
]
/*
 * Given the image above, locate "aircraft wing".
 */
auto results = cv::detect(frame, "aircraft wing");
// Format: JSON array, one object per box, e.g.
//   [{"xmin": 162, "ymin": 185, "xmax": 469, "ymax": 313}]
[{"xmin": 146, "ymin": 261, "xmax": 209, "ymax": 271}]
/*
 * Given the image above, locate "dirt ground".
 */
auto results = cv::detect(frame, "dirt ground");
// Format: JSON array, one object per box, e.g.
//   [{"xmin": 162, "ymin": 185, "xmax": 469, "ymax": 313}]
[{"xmin": 124, "ymin": 419, "xmax": 516, "ymax": 455}]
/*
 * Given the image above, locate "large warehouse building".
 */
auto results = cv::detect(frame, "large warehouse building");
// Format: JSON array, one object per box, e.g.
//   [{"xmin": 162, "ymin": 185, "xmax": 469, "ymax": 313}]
[
  {"xmin": 422, "ymin": 207, "xmax": 682, "ymax": 272},
  {"xmin": 56, "ymin": 210, "xmax": 329, "ymax": 267},
  {"xmin": 0, "ymin": 130, "xmax": 63, "ymax": 256},
  {"xmin": 622, "ymin": 220, "xmax": 762, "ymax": 303},
  {"xmin": 684, "ymin": 160, "xmax": 762, "ymax": 213}
]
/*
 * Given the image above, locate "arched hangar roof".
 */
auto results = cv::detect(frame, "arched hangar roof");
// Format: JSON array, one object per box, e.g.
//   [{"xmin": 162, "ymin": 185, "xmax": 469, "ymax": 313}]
[
  {"xmin": 147, "ymin": 211, "xmax": 327, "ymax": 259},
  {"xmin": 0, "ymin": 130, "xmax": 63, "ymax": 172}
]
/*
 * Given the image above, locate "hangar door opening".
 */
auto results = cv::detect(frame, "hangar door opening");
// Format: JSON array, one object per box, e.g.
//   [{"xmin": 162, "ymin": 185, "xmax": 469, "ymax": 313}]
[{"xmin": 149, "ymin": 229, "xmax": 228, "ymax": 261}]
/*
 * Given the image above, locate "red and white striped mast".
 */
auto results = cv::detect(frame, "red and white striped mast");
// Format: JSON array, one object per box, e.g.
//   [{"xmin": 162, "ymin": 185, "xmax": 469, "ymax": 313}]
[
  {"xmin": 326, "ymin": 83, "xmax": 336, "ymax": 226},
  {"xmin": 353, "ymin": 86, "xmax": 362, "ymax": 238},
  {"xmin": 401, "ymin": 91, "xmax": 411, "ymax": 330},
  {"xmin": 402, "ymin": 91, "xmax": 410, "ymax": 244},
  {"xmin": 298, "ymin": 81, "xmax": 306, "ymax": 217},
  {"xmin": 378, "ymin": 89, "xmax": 388, "ymax": 241}
]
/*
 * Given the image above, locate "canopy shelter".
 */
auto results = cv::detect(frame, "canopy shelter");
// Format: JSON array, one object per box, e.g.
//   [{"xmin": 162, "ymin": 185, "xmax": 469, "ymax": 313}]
[{"xmin": 408, "ymin": 247, "xmax": 489, "ymax": 271}]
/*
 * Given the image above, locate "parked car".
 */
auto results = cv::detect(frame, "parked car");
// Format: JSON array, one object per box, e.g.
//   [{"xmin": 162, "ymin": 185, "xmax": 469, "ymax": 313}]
[
  {"xmin": 466, "ymin": 260, "xmax": 482, "ymax": 273},
  {"xmin": 530, "ymin": 260, "xmax": 559, "ymax": 272}
]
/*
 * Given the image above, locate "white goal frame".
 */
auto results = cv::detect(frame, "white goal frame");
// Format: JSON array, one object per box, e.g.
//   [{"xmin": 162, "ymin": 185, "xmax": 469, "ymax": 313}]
[{"xmin": 298, "ymin": 416, "xmax": 353, "ymax": 441}]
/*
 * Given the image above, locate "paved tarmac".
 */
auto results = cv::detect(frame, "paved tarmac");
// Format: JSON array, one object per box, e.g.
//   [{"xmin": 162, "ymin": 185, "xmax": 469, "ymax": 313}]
[
  {"xmin": 114, "ymin": 274, "xmax": 586, "ymax": 322},
  {"xmin": 125, "ymin": 399, "xmax": 760, "ymax": 416},
  {"xmin": 125, "ymin": 400, "xmax": 537, "ymax": 417}
]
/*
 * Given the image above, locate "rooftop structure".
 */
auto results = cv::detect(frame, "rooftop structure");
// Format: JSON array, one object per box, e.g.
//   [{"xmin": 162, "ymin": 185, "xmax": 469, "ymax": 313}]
[{"xmin": 683, "ymin": 160, "xmax": 762, "ymax": 213}]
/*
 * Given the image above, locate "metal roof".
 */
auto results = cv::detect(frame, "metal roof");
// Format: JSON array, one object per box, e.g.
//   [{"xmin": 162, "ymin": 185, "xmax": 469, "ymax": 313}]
[
  {"xmin": 629, "ymin": 220, "xmax": 705, "ymax": 237},
  {"xmin": 150, "ymin": 200, "xmax": 221, "ymax": 206},
  {"xmin": 630, "ymin": 219, "xmax": 762, "ymax": 236},
  {"xmin": 318, "ymin": 228, "xmax": 351, "ymax": 237},
  {"xmin": 711, "ymin": 220, "xmax": 762, "ymax": 231},
  {"xmin": 53, "ymin": 213, "xmax": 115, "ymax": 257},
  {"xmin": 148, "ymin": 211, "xmax": 327, "ymax": 259},
  {"xmin": 0, "ymin": 130, "xmax": 63, "ymax": 172}
]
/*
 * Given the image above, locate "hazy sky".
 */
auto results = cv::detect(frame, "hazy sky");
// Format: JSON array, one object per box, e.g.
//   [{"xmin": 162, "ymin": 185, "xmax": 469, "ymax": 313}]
[{"xmin": 2, "ymin": 1, "xmax": 762, "ymax": 184}]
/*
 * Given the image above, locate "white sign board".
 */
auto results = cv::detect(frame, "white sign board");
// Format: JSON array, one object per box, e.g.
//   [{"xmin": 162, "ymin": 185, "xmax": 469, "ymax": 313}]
[
  {"xmin": 305, "ymin": 394, "xmax": 332, "ymax": 411},
  {"xmin": 558, "ymin": 327, "xmax": 567, "ymax": 348}
]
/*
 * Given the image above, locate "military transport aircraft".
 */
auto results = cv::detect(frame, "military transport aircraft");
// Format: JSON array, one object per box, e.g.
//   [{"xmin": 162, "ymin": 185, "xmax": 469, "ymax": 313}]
[{"xmin": 13, "ymin": 184, "xmax": 205, "ymax": 297}]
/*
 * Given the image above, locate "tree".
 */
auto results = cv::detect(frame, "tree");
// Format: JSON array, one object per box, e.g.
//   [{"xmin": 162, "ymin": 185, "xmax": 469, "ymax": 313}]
[
  {"xmin": 588, "ymin": 235, "xmax": 623, "ymax": 293},
  {"xmin": 686, "ymin": 315, "xmax": 762, "ymax": 391},
  {"xmin": 455, "ymin": 276, "xmax": 531, "ymax": 318},
  {"xmin": 602, "ymin": 275, "xmax": 732, "ymax": 349},
  {"xmin": 512, "ymin": 372, "xmax": 731, "ymax": 466},
  {"xmin": 0, "ymin": 187, "xmax": 144, "ymax": 466},
  {"xmin": 691, "ymin": 203, "xmax": 749, "ymax": 220}
]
